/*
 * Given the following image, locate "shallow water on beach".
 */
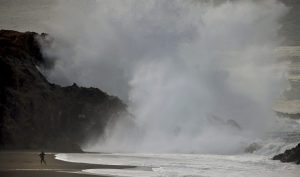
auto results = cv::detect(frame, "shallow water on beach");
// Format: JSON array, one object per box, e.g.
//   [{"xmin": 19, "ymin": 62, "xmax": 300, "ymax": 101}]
[{"xmin": 56, "ymin": 153, "xmax": 300, "ymax": 177}]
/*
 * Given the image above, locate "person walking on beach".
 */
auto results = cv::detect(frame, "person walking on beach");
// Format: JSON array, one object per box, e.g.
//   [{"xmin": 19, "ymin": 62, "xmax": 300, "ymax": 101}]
[{"xmin": 39, "ymin": 151, "xmax": 46, "ymax": 165}]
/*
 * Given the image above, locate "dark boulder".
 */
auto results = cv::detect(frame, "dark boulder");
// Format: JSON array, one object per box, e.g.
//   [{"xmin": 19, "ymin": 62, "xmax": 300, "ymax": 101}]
[{"xmin": 273, "ymin": 143, "xmax": 300, "ymax": 164}]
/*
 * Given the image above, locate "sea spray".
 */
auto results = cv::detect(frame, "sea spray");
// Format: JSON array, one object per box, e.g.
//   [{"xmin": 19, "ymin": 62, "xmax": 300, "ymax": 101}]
[{"xmin": 41, "ymin": 0, "xmax": 288, "ymax": 154}]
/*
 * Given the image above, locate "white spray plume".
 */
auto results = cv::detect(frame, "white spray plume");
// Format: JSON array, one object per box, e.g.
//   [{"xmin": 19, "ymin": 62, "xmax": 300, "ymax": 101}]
[{"xmin": 41, "ymin": 0, "xmax": 288, "ymax": 154}]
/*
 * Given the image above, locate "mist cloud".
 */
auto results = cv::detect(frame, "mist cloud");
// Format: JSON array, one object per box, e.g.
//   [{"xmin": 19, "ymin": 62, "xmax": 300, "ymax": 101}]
[{"xmin": 41, "ymin": 0, "xmax": 288, "ymax": 154}]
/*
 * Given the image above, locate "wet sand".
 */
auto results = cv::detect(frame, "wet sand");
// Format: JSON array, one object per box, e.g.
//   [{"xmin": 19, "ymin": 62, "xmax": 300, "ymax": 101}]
[{"xmin": 0, "ymin": 151, "xmax": 135, "ymax": 177}]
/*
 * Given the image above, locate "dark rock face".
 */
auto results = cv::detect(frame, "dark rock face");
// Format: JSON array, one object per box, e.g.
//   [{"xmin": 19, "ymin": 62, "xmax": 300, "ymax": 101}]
[
  {"xmin": 273, "ymin": 143, "xmax": 300, "ymax": 164},
  {"xmin": 0, "ymin": 30, "xmax": 126, "ymax": 152}
]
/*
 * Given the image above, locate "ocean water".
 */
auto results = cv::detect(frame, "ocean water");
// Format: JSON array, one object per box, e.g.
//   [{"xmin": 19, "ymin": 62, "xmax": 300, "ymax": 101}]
[
  {"xmin": 56, "ymin": 152, "xmax": 300, "ymax": 177},
  {"xmin": 55, "ymin": 128, "xmax": 300, "ymax": 177}
]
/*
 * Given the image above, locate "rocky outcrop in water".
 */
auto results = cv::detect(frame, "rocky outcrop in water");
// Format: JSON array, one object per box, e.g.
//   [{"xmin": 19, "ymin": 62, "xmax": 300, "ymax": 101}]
[
  {"xmin": 273, "ymin": 143, "xmax": 300, "ymax": 164},
  {"xmin": 0, "ymin": 30, "xmax": 126, "ymax": 152}
]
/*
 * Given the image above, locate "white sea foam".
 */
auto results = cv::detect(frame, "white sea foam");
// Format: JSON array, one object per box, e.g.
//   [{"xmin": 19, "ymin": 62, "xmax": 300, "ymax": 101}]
[{"xmin": 56, "ymin": 153, "xmax": 300, "ymax": 177}]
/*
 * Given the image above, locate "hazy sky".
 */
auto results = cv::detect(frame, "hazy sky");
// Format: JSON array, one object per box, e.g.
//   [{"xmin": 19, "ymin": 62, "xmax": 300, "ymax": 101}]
[{"xmin": 0, "ymin": 0, "xmax": 56, "ymax": 32}]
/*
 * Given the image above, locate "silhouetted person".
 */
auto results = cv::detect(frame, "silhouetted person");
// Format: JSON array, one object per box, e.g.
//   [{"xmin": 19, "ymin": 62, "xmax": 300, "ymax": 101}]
[{"xmin": 39, "ymin": 151, "xmax": 46, "ymax": 165}]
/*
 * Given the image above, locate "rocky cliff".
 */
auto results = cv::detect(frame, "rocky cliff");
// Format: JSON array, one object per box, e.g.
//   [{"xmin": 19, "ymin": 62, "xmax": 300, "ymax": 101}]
[{"xmin": 0, "ymin": 30, "xmax": 126, "ymax": 152}]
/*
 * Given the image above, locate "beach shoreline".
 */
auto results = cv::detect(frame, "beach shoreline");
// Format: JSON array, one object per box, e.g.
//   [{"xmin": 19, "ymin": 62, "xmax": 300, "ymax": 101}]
[{"xmin": 0, "ymin": 151, "xmax": 135, "ymax": 177}]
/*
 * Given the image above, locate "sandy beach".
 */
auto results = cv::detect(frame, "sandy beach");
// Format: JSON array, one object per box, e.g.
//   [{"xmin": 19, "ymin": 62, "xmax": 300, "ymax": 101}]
[{"xmin": 0, "ymin": 151, "xmax": 135, "ymax": 177}]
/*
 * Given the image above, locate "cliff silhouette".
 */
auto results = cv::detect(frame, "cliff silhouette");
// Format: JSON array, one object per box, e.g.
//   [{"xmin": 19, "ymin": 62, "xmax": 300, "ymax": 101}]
[{"xmin": 0, "ymin": 30, "xmax": 126, "ymax": 152}]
